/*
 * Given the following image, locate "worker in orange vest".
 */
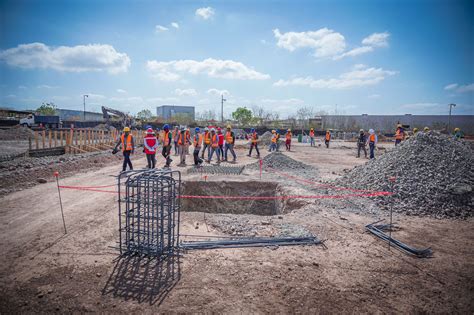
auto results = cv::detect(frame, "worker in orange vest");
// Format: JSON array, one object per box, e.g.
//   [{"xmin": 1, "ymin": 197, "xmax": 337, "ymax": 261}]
[
  {"xmin": 325, "ymin": 130, "xmax": 331, "ymax": 148},
  {"xmin": 366, "ymin": 129, "xmax": 377, "ymax": 159},
  {"xmin": 161, "ymin": 124, "xmax": 173, "ymax": 167},
  {"xmin": 224, "ymin": 125, "xmax": 237, "ymax": 162},
  {"xmin": 394, "ymin": 124, "xmax": 405, "ymax": 146},
  {"xmin": 285, "ymin": 129, "xmax": 292, "ymax": 151},
  {"xmin": 172, "ymin": 126, "xmax": 179, "ymax": 156},
  {"xmin": 247, "ymin": 128, "xmax": 260, "ymax": 158},
  {"xmin": 207, "ymin": 128, "xmax": 220, "ymax": 164},
  {"xmin": 269, "ymin": 130, "xmax": 278, "ymax": 152},
  {"xmin": 113, "ymin": 126, "xmax": 135, "ymax": 172},
  {"xmin": 143, "ymin": 128, "xmax": 158, "ymax": 169},
  {"xmin": 201, "ymin": 127, "xmax": 211, "ymax": 160},
  {"xmin": 193, "ymin": 127, "xmax": 204, "ymax": 166},
  {"xmin": 177, "ymin": 126, "xmax": 189, "ymax": 166},
  {"xmin": 185, "ymin": 127, "xmax": 191, "ymax": 155},
  {"xmin": 309, "ymin": 128, "xmax": 315, "ymax": 147}
]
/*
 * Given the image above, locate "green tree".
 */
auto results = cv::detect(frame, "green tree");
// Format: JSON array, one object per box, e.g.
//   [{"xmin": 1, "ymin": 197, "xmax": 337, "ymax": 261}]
[
  {"xmin": 36, "ymin": 102, "xmax": 57, "ymax": 115},
  {"xmin": 136, "ymin": 109, "xmax": 153, "ymax": 121},
  {"xmin": 232, "ymin": 107, "xmax": 253, "ymax": 126}
]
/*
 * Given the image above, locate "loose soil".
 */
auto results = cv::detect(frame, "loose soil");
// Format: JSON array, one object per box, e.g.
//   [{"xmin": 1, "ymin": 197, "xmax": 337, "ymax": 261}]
[{"xmin": 0, "ymin": 138, "xmax": 473, "ymax": 313}]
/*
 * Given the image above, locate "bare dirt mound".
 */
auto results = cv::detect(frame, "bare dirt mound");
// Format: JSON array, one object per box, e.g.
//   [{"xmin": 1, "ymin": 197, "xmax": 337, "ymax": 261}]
[{"xmin": 337, "ymin": 131, "xmax": 473, "ymax": 218}]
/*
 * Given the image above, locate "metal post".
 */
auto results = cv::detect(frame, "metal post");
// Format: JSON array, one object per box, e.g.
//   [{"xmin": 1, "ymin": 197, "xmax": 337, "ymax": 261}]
[
  {"xmin": 83, "ymin": 94, "xmax": 89, "ymax": 121},
  {"xmin": 54, "ymin": 172, "xmax": 67, "ymax": 234},
  {"xmin": 221, "ymin": 94, "xmax": 226, "ymax": 123},
  {"xmin": 388, "ymin": 176, "xmax": 396, "ymax": 250},
  {"xmin": 448, "ymin": 103, "xmax": 456, "ymax": 133}
]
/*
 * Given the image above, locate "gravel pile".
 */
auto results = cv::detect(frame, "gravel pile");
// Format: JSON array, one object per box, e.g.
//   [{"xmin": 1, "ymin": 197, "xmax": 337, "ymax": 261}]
[
  {"xmin": 337, "ymin": 131, "xmax": 473, "ymax": 218},
  {"xmin": 0, "ymin": 127, "xmax": 34, "ymax": 140},
  {"xmin": 259, "ymin": 131, "xmax": 273, "ymax": 145},
  {"xmin": 247, "ymin": 152, "xmax": 315, "ymax": 172}
]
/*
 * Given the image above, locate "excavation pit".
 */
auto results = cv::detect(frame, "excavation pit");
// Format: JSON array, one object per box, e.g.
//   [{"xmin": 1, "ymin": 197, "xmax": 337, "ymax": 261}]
[{"xmin": 181, "ymin": 181, "xmax": 299, "ymax": 216}]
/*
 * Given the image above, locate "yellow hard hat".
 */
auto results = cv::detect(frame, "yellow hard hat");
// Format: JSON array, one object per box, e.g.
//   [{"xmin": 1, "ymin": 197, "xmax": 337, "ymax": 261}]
[
  {"xmin": 397, "ymin": 124, "xmax": 402, "ymax": 128},
  {"xmin": 123, "ymin": 127, "xmax": 131, "ymax": 132},
  {"xmin": 226, "ymin": 124, "xmax": 231, "ymax": 129},
  {"xmin": 413, "ymin": 128, "xmax": 418, "ymax": 133},
  {"xmin": 454, "ymin": 127, "xmax": 460, "ymax": 132},
  {"xmin": 424, "ymin": 127, "xmax": 430, "ymax": 131},
  {"xmin": 272, "ymin": 129, "xmax": 276, "ymax": 133},
  {"xmin": 310, "ymin": 127, "xmax": 314, "ymax": 130},
  {"xmin": 287, "ymin": 129, "xmax": 291, "ymax": 132}
]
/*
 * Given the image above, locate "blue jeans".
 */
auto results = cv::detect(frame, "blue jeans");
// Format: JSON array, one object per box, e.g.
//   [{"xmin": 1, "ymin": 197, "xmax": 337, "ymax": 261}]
[
  {"xmin": 369, "ymin": 142, "xmax": 375, "ymax": 159},
  {"xmin": 225, "ymin": 143, "xmax": 236, "ymax": 160}
]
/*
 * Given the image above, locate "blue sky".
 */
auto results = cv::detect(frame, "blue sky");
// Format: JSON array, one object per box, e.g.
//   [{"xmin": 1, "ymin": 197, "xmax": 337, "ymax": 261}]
[{"xmin": 0, "ymin": 0, "xmax": 473, "ymax": 117}]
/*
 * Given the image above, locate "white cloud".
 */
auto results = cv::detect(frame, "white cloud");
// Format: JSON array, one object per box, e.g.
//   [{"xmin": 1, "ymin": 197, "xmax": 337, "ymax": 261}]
[
  {"xmin": 116, "ymin": 89, "xmax": 127, "ymax": 94},
  {"xmin": 444, "ymin": 83, "xmax": 458, "ymax": 90},
  {"xmin": 155, "ymin": 25, "xmax": 169, "ymax": 32},
  {"xmin": 18, "ymin": 85, "xmax": 27, "ymax": 89},
  {"xmin": 273, "ymin": 64, "xmax": 397, "ymax": 89},
  {"xmin": 37, "ymin": 84, "xmax": 59, "ymax": 89},
  {"xmin": 273, "ymin": 28, "xmax": 346, "ymax": 58},
  {"xmin": 195, "ymin": 7, "xmax": 215, "ymax": 20},
  {"xmin": 260, "ymin": 39, "xmax": 268, "ymax": 45},
  {"xmin": 0, "ymin": 42, "xmax": 130, "ymax": 74},
  {"xmin": 368, "ymin": 94, "xmax": 381, "ymax": 99},
  {"xmin": 362, "ymin": 32, "xmax": 390, "ymax": 47},
  {"xmin": 171, "ymin": 22, "xmax": 179, "ymax": 29},
  {"xmin": 146, "ymin": 96, "xmax": 180, "ymax": 103},
  {"xmin": 333, "ymin": 46, "xmax": 374, "ymax": 60},
  {"xmin": 445, "ymin": 83, "xmax": 474, "ymax": 93},
  {"xmin": 146, "ymin": 58, "xmax": 270, "ymax": 81},
  {"xmin": 174, "ymin": 88, "xmax": 198, "ymax": 96},
  {"xmin": 207, "ymin": 88, "xmax": 229, "ymax": 96},
  {"xmin": 6, "ymin": 94, "xmax": 16, "ymax": 98},
  {"xmin": 400, "ymin": 102, "xmax": 440, "ymax": 109}
]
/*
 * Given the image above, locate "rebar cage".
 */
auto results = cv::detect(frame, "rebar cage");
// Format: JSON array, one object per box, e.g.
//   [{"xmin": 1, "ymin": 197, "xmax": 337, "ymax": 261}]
[{"xmin": 118, "ymin": 169, "xmax": 181, "ymax": 257}]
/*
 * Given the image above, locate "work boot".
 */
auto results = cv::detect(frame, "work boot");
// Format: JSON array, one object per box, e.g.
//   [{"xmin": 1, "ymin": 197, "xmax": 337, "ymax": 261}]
[{"xmin": 247, "ymin": 154, "xmax": 251, "ymax": 157}]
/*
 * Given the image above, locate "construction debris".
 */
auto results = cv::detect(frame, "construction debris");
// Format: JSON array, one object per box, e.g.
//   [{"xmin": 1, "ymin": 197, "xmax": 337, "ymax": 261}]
[
  {"xmin": 366, "ymin": 221, "xmax": 433, "ymax": 258},
  {"xmin": 338, "ymin": 132, "xmax": 473, "ymax": 218},
  {"xmin": 247, "ymin": 152, "xmax": 316, "ymax": 172},
  {"xmin": 187, "ymin": 165, "xmax": 244, "ymax": 175}
]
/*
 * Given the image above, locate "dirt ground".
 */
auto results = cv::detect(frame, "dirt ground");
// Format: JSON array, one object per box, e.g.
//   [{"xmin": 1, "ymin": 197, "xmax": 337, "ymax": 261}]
[{"xmin": 0, "ymin": 139, "xmax": 473, "ymax": 313}]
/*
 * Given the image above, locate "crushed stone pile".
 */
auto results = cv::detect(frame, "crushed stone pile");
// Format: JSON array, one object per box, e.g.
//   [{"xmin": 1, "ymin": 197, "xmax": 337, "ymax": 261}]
[
  {"xmin": 247, "ymin": 152, "xmax": 317, "ymax": 178},
  {"xmin": 259, "ymin": 131, "xmax": 273, "ymax": 145},
  {"xmin": 337, "ymin": 131, "xmax": 473, "ymax": 218},
  {"xmin": 0, "ymin": 127, "xmax": 34, "ymax": 141}
]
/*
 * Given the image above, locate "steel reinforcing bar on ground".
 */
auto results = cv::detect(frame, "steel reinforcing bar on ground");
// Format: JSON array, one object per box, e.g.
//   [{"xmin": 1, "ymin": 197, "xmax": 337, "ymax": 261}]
[{"xmin": 118, "ymin": 169, "xmax": 181, "ymax": 257}]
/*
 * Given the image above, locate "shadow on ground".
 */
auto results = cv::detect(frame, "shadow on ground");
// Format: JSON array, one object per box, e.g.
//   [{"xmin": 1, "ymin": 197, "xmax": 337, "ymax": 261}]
[{"xmin": 102, "ymin": 253, "xmax": 181, "ymax": 306}]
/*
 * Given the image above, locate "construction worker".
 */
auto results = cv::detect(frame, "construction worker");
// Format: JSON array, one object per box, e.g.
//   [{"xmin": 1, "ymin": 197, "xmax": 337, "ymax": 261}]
[
  {"xmin": 193, "ymin": 127, "xmax": 204, "ymax": 166},
  {"xmin": 395, "ymin": 124, "xmax": 405, "ymax": 146},
  {"xmin": 224, "ymin": 125, "xmax": 237, "ymax": 162},
  {"xmin": 114, "ymin": 127, "xmax": 135, "ymax": 172},
  {"xmin": 143, "ymin": 128, "xmax": 158, "ymax": 169},
  {"xmin": 161, "ymin": 124, "xmax": 173, "ymax": 167},
  {"xmin": 217, "ymin": 127, "xmax": 225, "ymax": 160},
  {"xmin": 413, "ymin": 127, "xmax": 419, "ymax": 134},
  {"xmin": 247, "ymin": 128, "xmax": 260, "ymax": 157},
  {"xmin": 423, "ymin": 126, "xmax": 430, "ymax": 132},
  {"xmin": 325, "ymin": 130, "xmax": 331, "ymax": 148},
  {"xmin": 185, "ymin": 127, "xmax": 191, "ymax": 155},
  {"xmin": 201, "ymin": 127, "xmax": 211, "ymax": 160},
  {"xmin": 177, "ymin": 127, "xmax": 189, "ymax": 166},
  {"xmin": 367, "ymin": 129, "xmax": 377, "ymax": 159},
  {"xmin": 275, "ymin": 129, "xmax": 281, "ymax": 151},
  {"xmin": 285, "ymin": 129, "xmax": 292, "ymax": 151},
  {"xmin": 207, "ymin": 128, "xmax": 220, "ymax": 164},
  {"xmin": 454, "ymin": 127, "xmax": 462, "ymax": 139},
  {"xmin": 172, "ymin": 126, "xmax": 179, "ymax": 155},
  {"xmin": 269, "ymin": 130, "xmax": 278, "ymax": 152},
  {"xmin": 357, "ymin": 129, "xmax": 367, "ymax": 158},
  {"xmin": 309, "ymin": 128, "xmax": 315, "ymax": 147}
]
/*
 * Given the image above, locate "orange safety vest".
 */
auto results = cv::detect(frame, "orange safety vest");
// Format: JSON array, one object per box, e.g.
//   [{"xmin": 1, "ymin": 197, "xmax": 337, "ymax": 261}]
[
  {"xmin": 211, "ymin": 134, "xmax": 219, "ymax": 148},
  {"xmin": 204, "ymin": 132, "xmax": 211, "ymax": 144},
  {"xmin": 309, "ymin": 130, "xmax": 315, "ymax": 137},
  {"xmin": 285, "ymin": 132, "xmax": 292, "ymax": 140},
  {"xmin": 395, "ymin": 129, "xmax": 404, "ymax": 140},
  {"xmin": 325, "ymin": 132, "xmax": 331, "ymax": 141},
  {"xmin": 369, "ymin": 134, "xmax": 376, "ymax": 143},
  {"xmin": 121, "ymin": 133, "xmax": 133, "ymax": 151},
  {"xmin": 271, "ymin": 134, "xmax": 277, "ymax": 143},
  {"xmin": 193, "ymin": 133, "xmax": 203, "ymax": 147},
  {"xmin": 185, "ymin": 130, "xmax": 191, "ymax": 143},
  {"xmin": 163, "ymin": 131, "xmax": 171, "ymax": 146},
  {"xmin": 225, "ymin": 131, "xmax": 234, "ymax": 144},
  {"xmin": 178, "ymin": 132, "xmax": 186, "ymax": 145},
  {"xmin": 251, "ymin": 132, "xmax": 258, "ymax": 144}
]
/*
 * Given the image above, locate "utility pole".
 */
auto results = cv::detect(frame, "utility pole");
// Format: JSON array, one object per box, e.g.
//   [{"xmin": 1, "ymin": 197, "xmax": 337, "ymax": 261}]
[
  {"xmin": 83, "ymin": 94, "xmax": 89, "ymax": 121},
  {"xmin": 221, "ymin": 94, "xmax": 226, "ymax": 123},
  {"xmin": 448, "ymin": 103, "xmax": 456, "ymax": 132}
]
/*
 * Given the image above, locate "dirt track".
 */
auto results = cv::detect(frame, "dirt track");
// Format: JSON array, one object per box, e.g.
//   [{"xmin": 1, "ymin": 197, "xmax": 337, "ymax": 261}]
[{"xmin": 0, "ymin": 140, "xmax": 473, "ymax": 313}]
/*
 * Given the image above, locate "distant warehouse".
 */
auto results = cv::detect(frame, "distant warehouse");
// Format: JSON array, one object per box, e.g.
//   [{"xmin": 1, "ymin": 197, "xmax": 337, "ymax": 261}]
[{"xmin": 156, "ymin": 105, "xmax": 195, "ymax": 120}]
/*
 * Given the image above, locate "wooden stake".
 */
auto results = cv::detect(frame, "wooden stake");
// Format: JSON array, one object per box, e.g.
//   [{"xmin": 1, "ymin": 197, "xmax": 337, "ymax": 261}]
[
  {"xmin": 42, "ymin": 130, "xmax": 46, "ymax": 149},
  {"xmin": 35, "ymin": 131, "xmax": 39, "ymax": 150}
]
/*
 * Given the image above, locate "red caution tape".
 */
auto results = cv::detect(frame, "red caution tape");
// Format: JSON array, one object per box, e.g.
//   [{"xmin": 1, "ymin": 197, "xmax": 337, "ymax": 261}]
[{"xmin": 58, "ymin": 185, "xmax": 118, "ymax": 194}]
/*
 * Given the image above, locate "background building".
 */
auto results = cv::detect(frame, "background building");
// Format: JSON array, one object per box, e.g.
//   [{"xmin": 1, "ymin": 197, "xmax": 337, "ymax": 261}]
[
  {"xmin": 57, "ymin": 109, "xmax": 104, "ymax": 122},
  {"xmin": 156, "ymin": 105, "xmax": 195, "ymax": 120}
]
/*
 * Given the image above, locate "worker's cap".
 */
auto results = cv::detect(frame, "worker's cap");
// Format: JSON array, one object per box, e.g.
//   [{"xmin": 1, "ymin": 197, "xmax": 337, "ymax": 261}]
[
  {"xmin": 360, "ymin": 129, "xmax": 364, "ymax": 132},
  {"xmin": 226, "ymin": 124, "xmax": 231, "ymax": 129},
  {"xmin": 156, "ymin": 127, "xmax": 160, "ymax": 131},
  {"xmin": 163, "ymin": 124, "xmax": 169, "ymax": 130},
  {"xmin": 195, "ymin": 127, "xmax": 200, "ymax": 132},
  {"xmin": 217, "ymin": 127, "xmax": 222, "ymax": 131},
  {"xmin": 250, "ymin": 128, "xmax": 255, "ymax": 132},
  {"xmin": 146, "ymin": 128, "xmax": 154, "ymax": 134},
  {"xmin": 413, "ymin": 127, "xmax": 418, "ymax": 132},
  {"xmin": 424, "ymin": 127, "xmax": 430, "ymax": 131},
  {"xmin": 181, "ymin": 126, "xmax": 186, "ymax": 131},
  {"xmin": 204, "ymin": 127, "xmax": 209, "ymax": 131},
  {"xmin": 369, "ymin": 129, "xmax": 375, "ymax": 134},
  {"xmin": 397, "ymin": 124, "xmax": 402, "ymax": 128},
  {"xmin": 174, "ymin": 126, "xmax": 179, "ymax": 129},
  {"xmin": 287, "ymin": 129, "xmax": 291, "ymax": 131},
  {"xmin": 123, "ymin": 127, "xmax": 131, "ymax": 132},
  {"xmin": 454, "ymin": 127, "xmax": 460, "ymax": 132},
  {"xmin": 310, "ymin": 128, "xmax": 314, "ymax": 130},
  {"xmin": 210, "ymin": 128, "xmax": 216, "ymax": 132},
  {"xmin": 272, "ymin": 130, "xmax": 276, "ymax": 133}
]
